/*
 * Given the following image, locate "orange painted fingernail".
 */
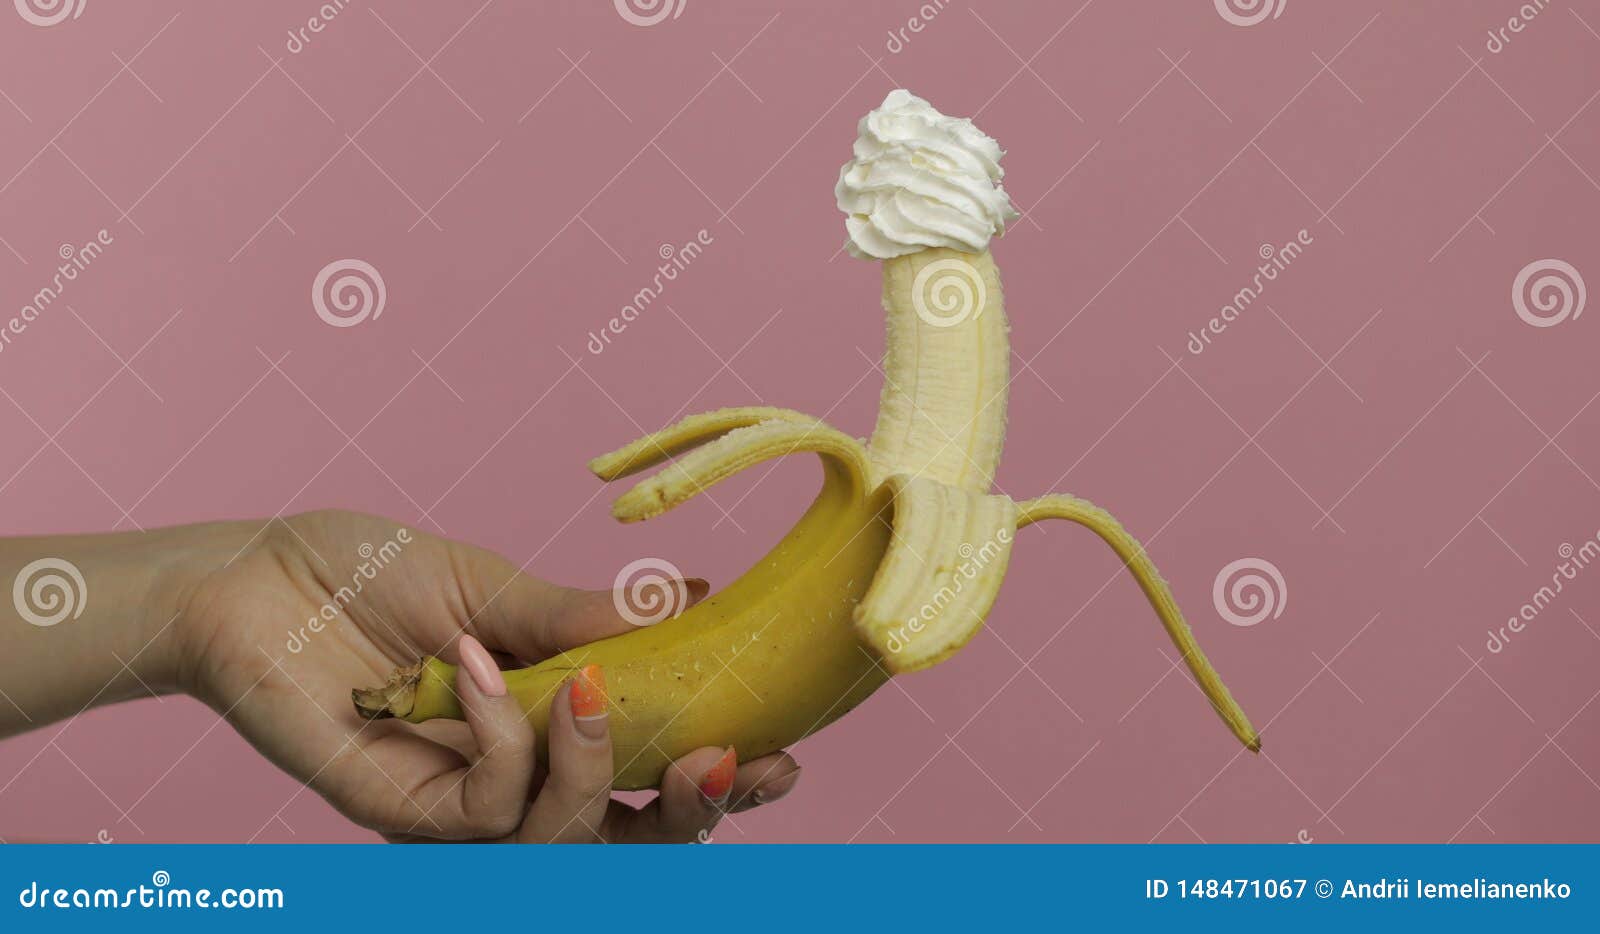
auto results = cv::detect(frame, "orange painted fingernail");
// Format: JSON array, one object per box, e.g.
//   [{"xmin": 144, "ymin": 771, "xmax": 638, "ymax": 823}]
[
  {"xmin": 570, "ymin": 664, "xmax": 608, "ymax": 738},
  {"xmin": 698, "ymin": 747, "xmax": 737, "ymax": 805}
]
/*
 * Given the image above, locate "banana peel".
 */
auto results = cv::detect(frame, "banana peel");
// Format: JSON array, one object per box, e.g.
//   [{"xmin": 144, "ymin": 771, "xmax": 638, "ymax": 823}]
[{"xmin": 354, "ymin": 248, "xmax": 1259, "ymax": 790}]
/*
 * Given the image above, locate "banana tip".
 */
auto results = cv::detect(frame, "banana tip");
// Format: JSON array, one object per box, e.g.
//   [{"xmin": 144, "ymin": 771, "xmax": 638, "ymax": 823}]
[
  {"xmin": 351, "ymin": 661, "xmax": 423, "ymax": 720},
  {"xmin": 351, "ymin": 687, "xmax": 395, "ymax": 720}
]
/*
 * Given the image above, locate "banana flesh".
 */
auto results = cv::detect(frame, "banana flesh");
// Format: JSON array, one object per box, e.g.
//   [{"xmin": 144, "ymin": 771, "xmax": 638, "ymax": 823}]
[{"xmin": 354, "ymin": 246, "xmax": 1260, "ymax": 790}]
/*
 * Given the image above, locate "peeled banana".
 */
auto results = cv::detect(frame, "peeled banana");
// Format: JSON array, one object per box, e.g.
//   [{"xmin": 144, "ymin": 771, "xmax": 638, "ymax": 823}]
[{"xmin": 353, "ymin": 246, "xmax": 1259, "ymax": 791}]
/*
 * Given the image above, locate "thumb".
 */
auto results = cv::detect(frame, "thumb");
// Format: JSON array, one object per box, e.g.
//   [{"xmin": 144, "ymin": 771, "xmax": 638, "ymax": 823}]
[
  {"xmin": 463, "ymin": 546, "xmax": 707, "ymax": 661},
  {"xmin": 549, "ymin": 576, "xmax": 711, "ymax": 650}
]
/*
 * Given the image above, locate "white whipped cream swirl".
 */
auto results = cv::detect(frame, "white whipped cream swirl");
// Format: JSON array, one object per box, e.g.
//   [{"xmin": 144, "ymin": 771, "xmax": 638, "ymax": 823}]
[{"xmin": 836, "ymin": 89, "xmax": 1019, "ymax": 260}]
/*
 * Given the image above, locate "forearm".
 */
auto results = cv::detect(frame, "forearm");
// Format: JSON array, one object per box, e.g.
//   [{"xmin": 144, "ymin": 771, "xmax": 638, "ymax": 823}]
[{"xmin": 0, "ymin": 521, "xmax": 255, "ymax": 736}]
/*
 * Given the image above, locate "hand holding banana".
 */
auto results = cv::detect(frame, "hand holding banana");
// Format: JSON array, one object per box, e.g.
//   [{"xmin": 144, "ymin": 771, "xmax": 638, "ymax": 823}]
[{"xmin": 355, "ymin": 90, "xmax": 1260, "ymax": 790}]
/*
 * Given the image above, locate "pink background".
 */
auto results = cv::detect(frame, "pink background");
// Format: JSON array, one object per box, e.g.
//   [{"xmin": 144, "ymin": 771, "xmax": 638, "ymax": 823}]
[{"xmin": 1, "ymin": 1, "xmax": 1598, "ymax": 843}]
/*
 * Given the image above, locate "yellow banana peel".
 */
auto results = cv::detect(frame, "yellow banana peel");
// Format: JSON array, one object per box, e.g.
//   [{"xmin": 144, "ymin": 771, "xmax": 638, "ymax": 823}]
[{"xmin": 353, "ymin": 248, "xmax": 1259, "ymax": 790}]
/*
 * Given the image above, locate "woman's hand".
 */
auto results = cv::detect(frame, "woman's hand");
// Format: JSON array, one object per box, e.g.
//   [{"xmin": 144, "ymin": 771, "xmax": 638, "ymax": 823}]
[{"xmin": 162, "ymin": 510, "xmax": 801, "ymax": 842}]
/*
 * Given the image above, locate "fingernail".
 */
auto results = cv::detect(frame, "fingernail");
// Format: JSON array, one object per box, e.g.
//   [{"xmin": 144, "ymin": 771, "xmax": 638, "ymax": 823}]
[
  {"xmin": 753, "ymin": 766, "xmax": 801, "ymax": 805},
  {"xmin": 698, "ymin": 747, "xmax": 737, "ymax": 806},
  {"xmin": 569, "ymin": 664, "xmax": 608, "ymax": 739},
  {"xmin": 458, "ymin": 634, "xmax": 506, "ymax": 698},
  {"xmin": 683, "ymin": 578, "xmax": 711, "ymax": 606}
]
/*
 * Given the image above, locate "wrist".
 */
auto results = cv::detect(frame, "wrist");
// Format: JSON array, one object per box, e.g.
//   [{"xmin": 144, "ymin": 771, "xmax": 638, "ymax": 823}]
[
  {"xmin": 0, "ymin": 521, "xmax": 256, "ymax": 735},
  {"xmin": 141, "ymin": 520, "xmax": 270, "ymax": 697}
]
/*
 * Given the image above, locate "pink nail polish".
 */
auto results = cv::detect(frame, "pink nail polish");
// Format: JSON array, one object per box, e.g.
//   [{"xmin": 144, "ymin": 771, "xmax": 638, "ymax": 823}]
[{"xmin": 458, "ymin": 634, "xmax": 506, "ymax": 697}]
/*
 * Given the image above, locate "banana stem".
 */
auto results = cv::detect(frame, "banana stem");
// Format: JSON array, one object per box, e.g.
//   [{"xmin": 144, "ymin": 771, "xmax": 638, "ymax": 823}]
[{"xmin": 1016, "ymin": 494, "xmax": 1261, "ymax": 753}]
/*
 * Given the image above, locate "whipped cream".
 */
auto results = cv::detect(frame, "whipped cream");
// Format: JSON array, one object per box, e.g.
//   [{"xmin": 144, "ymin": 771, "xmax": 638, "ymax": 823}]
[{"xmin": 836, "ymin": 89, "xmax": 1019, "ymax": 260}]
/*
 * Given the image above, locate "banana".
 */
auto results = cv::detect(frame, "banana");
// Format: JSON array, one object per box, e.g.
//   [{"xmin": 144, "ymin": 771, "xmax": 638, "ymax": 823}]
[{"xmin": 353, "ymin": 246, "xmax": 1260, "ymax": 790}]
